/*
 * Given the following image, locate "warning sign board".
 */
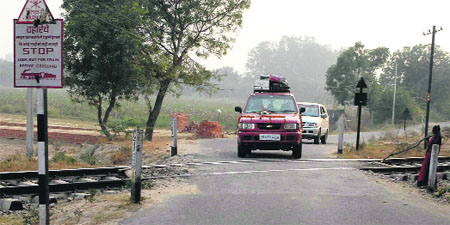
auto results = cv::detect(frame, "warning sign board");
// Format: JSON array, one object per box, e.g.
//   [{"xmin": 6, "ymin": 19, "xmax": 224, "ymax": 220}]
[
  {"xmin": 14, "ymin": 19, "xmax": 63, "ymax": 88},
  {"xmin": 17, "ymin": 0, "xmax": 55, "ymax": 24}
]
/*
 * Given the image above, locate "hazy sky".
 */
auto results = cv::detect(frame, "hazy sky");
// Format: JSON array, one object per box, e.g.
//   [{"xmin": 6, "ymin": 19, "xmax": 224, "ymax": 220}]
[{"xmin": 3, "ymin": 0, "xmax": 450, "ymax": 73}]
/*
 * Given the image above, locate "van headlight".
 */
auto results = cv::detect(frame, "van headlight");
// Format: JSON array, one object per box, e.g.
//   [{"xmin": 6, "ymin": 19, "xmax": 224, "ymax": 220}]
[
  {"xmin": 304, "ymin": 122, "xmax": 317, "ymax": 128},
  {"xmin": 239, "ymin": 123, "xmax": 255, "ymax": 129},
  {"xmin": 284, "ymin": 123, "xmax": 299, "ymax": 130}
]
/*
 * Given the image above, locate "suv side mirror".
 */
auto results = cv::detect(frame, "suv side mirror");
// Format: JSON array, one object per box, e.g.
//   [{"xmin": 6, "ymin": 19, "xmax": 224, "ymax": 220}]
[
  {"xmin": 300, "ymin": 107, "xmax": 306, "ymax": 113},
  {"xmin": 321, "ymin": 113, "xmax": 327, "ymax": 119},
  {"xmin": 235, "ymin": 106, "xmax": 242, "ymax": 113}
]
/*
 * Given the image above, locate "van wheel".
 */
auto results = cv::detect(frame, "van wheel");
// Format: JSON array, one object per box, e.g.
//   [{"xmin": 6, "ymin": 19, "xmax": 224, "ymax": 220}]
[
  {"xmin": 314, "ymin": 129, "xmax": 321, "ymax": 144},
  {"xmin": 292, "ymin": 142, "xmax": 302, "ymax": 159},
  {"xmin": 238, "ymin": 144, "xmax": 248, "ymax": 158},
  {"xmin": 321, "ymin": 130, "xmax": 328, "ymax": 144}
]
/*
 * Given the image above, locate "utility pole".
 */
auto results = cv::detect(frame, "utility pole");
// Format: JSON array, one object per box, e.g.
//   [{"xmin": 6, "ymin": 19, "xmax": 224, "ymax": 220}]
[
  {"xmin": 392, "ymin": 63, "xmax": 397, "ymax": 125},
  {"xmin": 423, "ymin": 26, "xmax": 442, "ymax": 147}
]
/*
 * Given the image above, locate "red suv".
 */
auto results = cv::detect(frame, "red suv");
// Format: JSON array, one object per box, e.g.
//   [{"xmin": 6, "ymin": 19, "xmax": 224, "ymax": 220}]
[{"xmin": 235, "ymin": 75, "xmax": 303, "ymax": 158}]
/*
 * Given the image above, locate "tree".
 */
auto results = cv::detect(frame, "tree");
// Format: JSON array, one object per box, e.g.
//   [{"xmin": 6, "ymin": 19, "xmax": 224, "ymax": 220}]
[
  {"xmin": 246, "ymin": 36, "xmax": 337, "ymax": 102},
  {"xmin": 380, "ymin": 44, "xmax": 450, "ymax": 117},
  {"xmin": 325, "ymin": 42, "xmax": 389, "ymax": 106},
  {"xmin": 62, "ymin": 0, "xmax": 145, "ymax": 138},
  {"xmin": 141, "ymin": 0, "xmax": 251, "ymax": 141}
]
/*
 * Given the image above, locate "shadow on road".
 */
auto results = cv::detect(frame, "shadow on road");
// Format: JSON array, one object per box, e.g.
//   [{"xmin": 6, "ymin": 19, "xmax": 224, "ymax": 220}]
[{"xmin": 246, "ymin": 151, "xmax": 294, "ymax": 159}]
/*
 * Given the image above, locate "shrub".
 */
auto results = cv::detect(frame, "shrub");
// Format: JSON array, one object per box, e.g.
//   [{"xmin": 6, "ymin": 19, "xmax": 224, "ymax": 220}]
[
  {"xmin": 79, "ymin": 145, "xmax": 99, "ymax": 165},
  {"xmin": 110, "ymin": 146, "xmax": 132, "ymax": 165},
  {"xmin": 52, "ymin": 151, "xmax": 77, "ymax": 165}
]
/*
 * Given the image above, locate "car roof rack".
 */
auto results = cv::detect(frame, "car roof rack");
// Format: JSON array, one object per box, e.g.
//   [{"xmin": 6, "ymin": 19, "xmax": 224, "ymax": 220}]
[{"xmin": 254, "ymin": 75, "xmax": 290, "ymax": 93}]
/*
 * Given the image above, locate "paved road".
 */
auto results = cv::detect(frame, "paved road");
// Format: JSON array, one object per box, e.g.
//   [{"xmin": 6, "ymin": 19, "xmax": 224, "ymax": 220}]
[{"xmin": 122, "ymin": 132, "xmax": 450, "ymax": 225}]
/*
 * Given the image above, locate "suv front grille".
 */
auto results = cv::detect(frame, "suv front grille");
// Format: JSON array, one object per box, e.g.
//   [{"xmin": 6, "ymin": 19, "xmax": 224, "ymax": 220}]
[{"xmin": 257, "ymin": 123, "xmax": 282, "ymax": 130}]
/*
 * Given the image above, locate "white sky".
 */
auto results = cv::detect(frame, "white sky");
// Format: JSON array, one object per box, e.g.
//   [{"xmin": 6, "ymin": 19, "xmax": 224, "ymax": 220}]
[{"xmin": 3, "ymin": 0, "xmax": 450, "ymax": 73}]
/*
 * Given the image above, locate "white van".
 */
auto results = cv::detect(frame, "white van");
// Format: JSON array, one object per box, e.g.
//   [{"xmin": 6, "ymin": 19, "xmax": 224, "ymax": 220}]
[{"xmin": 297, "ymin": 102, "xmax": 329, "ymax": 144}]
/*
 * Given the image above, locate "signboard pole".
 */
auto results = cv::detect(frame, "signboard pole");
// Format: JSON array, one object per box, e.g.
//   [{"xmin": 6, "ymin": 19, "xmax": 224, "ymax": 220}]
[
  {"xmin": 131, "ymin": 129, "xmax": 143, "ymax": 203},
  {"xmin": 37, "ymin": 88, "xmax": 49, "ymax": 225},
  {"xmin": 355, "ymin": 77, "xmax": 367, "ymax": 151},
  {"xmin": 171, "ymin": 117, "xmax": 178, "ymax": 156}
]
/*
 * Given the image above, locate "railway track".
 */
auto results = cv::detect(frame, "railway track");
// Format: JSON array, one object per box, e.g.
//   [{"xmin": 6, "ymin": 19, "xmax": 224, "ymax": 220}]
[
  {"xmin": 2, "ymin": 156, "xmax": 450, "ymax": 198},
  {"xmin": 360, "ymin": 156, "xmax": 450, "ymax": 181},
  {"xmin": 0, "ymin": 167, "xmax": 129, "ymax": 196}
]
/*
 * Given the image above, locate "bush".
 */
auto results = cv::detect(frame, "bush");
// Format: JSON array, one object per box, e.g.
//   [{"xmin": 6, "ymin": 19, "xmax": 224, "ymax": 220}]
[
  {"xmin": 106, "ymin": 118, "xmax": 144, "ymax": 138},
  {"xmin": 52, "ymin": 151, "xmax": 77, "ymax": 165},
  {"xmin": 110, "ymin": 146, "xmax": 132, "ymax": 165},
  {"xmin": 79, "ymin": 145, "xmax": 99, "ymax": 165}
]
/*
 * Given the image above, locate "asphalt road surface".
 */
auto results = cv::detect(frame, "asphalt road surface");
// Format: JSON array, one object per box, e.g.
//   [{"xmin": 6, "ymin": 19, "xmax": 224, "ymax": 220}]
[{"xmin": 122, "ymin": 131, "xmax": 450, "ymax": 225}]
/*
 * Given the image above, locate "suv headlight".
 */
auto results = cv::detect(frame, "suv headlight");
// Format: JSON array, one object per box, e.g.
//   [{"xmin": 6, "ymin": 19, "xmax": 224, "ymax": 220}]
[
  {"xmin": 239, "ymin": 123, "xmax": 255, "ymax": 129},
  {"xmin": 284, "ymin": 123, "xmax": 299, "ymax": 130},
  {"xmin": 305, "ymin": 122, "xmax": 317, "ymax": 128}
]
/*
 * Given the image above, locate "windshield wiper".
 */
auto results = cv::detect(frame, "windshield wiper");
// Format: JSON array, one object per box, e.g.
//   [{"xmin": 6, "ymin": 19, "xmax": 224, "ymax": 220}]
[{"xmin": 279, "ymin": 110, "xmax": 296, "ymax": 113}]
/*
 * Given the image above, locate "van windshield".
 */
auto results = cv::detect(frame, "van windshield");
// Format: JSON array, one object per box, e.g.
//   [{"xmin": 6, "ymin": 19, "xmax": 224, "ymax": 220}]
[
  {"xmin": 299, "ymin": 104, "xmax": 319, "ymax": 117},
  {"xmin": 244, "ymin": 95, "xmax": 297, "ymax": 114}
]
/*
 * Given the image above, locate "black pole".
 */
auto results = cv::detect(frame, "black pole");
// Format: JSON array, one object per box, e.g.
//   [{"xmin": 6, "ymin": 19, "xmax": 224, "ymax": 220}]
[
  {"xmin": 424, "ymin": 25, "xmax": 437, "ymax": 148},
  {"xmin": 37, "ymin": 88, "xmax": 49, "ymax": 225},
  {"xmin": 356, "ymin": 86, "xmax": 363, "ymax": 151}
]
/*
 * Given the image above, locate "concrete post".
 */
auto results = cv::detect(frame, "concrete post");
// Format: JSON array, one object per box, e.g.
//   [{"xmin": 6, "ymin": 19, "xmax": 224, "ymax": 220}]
[
  {"xmin": 26, "ymin": 88, "xmax": 34, "ymax": 158},
  {"xmin": 428, "ymin": 144, "xmax": 440, "ymax": 190},
  {"xmin": 337, "ymin": 113, "xmax": 345, "ymax": 154},
  {"xmin": 171, "ymin": 117, "xmax": 178, "ymax": 156},
  {"xmin": 131, "ymin": 129, "xmax": 143, "ymax": 203}
]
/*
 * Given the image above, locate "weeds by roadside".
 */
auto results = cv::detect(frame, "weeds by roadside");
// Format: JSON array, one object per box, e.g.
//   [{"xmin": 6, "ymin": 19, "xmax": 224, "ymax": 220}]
[{"xmin": 432, "ymin": 185, "xmax": 450, "ymax": 202}]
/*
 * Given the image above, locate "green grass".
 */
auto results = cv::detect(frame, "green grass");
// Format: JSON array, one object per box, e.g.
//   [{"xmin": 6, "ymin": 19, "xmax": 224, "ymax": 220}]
[{"xmin": 0, "ymin": 88, "xmax": 243, "ymax": 131}]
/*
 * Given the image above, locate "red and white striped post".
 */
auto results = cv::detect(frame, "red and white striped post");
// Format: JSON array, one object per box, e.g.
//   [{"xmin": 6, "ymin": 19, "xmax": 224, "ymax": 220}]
[{"xmin": 37, "ymin": 88, "xmax": 49, "ymax": 225}]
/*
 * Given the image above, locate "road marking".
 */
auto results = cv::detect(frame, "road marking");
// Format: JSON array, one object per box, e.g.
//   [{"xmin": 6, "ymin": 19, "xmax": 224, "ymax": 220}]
[
  {"xmin": 143, "ymin": 167, "xmax": 356, "ymax": 180},
  {"xmin": 142, "ymin": 158, "xmax": 380, "ymax": 169}
]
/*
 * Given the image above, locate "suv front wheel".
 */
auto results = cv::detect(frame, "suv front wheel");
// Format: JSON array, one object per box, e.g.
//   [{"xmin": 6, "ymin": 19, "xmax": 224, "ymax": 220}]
[
  {"xmin": 314, "ymin": 129, "xmax": 321, "ymax": 144},
  {"xmin": 238, "ymin": 144, "xmax": 249, "ymax": 158},
  {"xmin": 321, "ymin": 130, "xmax": 328, "ymax": 144}
]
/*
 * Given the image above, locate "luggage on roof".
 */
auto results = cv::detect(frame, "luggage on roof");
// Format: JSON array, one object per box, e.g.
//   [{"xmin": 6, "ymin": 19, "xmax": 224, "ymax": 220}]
[{"xmin": 254, "ymin": 75, "xmax": 290, "ymax": 92}]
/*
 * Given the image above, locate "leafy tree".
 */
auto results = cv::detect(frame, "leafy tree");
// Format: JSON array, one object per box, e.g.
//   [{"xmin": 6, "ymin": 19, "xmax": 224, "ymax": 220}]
[
  {"xmin": 246, "ymin": 36, "xmax": 337, "ymax": 102},
  {"xmin": 140, "ymin": 0, "xmax": 251, "ymax": 141},
  {"xmin": 325, "ymin": 42, "xmax": 389, "ymax": 106},
  {"xmin": 370, "ymin": 86, "xmax": 421, "ymax": 124},
  {"xmin": 380, "ymin": 45, "xmax": 450, "ymax": 119},
  {"xmin": 62, "ymin": 0, "xmax": 145, "ymax": 138}
]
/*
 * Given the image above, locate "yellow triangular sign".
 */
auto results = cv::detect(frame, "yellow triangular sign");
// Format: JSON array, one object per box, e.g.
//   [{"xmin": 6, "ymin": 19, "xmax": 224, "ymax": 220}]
[{"xmin": 17, "ymin": 0, "xmax": 54, "ymax": 24}]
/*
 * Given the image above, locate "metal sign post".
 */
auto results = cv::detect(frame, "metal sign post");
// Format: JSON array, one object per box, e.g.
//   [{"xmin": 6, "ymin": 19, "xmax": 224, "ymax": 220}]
[
  {"xmin": 131, "ymin": 129, "xmax": 143, "ymax": 203},
  {"xmin": 37, "ymin": 88, "xmax": 49, "ymax": 225},
  {"xmin": 354, "ymin": 77, "xmax": 367, "ymax": 151},
  {"xmin": 171, "ymin": 117, "xmax": 178, "ymax": 156}
]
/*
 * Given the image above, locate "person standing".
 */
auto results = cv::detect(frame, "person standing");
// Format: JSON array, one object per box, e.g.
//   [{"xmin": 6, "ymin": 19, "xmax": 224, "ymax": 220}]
[{"xmin": 417, "ymin": 125, "xmax": 442, "ymax": 186}]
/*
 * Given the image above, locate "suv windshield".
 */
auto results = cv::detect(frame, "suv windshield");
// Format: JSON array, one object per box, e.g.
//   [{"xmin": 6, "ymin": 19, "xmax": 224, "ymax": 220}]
[
  {"xmin": 299, "ymin": 104, "xmax": 319, "ymax": 117},
  {"xmin": 244, "ymin": 95, "xmax": 297, "ymax": 114}
]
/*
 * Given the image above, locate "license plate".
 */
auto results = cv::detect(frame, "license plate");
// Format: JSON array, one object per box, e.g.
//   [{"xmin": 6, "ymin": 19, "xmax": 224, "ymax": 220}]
[{"xmin": 259, "ymin": 134, "xmax": 280, "ymax": 141}]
